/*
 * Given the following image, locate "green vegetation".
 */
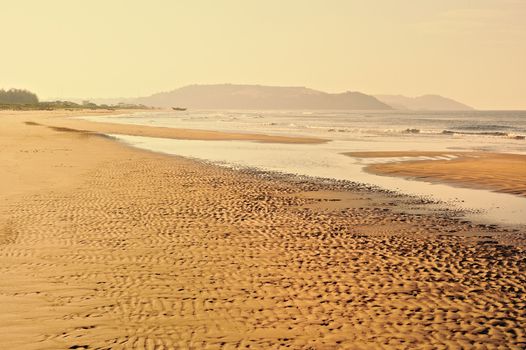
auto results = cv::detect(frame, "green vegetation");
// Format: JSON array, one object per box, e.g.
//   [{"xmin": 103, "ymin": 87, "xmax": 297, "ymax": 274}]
[
  {"xmin": 0, "ymin": 88, "xmax": 151, "ymax": 111},
  {"xmin": 0, "ymin": 88, "xmax": 39, "ymax": 105}
]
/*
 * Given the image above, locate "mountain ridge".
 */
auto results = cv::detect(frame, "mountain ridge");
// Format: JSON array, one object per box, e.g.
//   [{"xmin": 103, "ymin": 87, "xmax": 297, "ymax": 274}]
[
  {"xmin": 125, "ymin": 84, "xmax": 393, "ymax": 110},
  {"xmin": 85, "ymin": 85, "xmax": 473, "ymax": 111},
  {"xmin": 375, "ymin": 94, "xmax": 474, "ymax": 111}
]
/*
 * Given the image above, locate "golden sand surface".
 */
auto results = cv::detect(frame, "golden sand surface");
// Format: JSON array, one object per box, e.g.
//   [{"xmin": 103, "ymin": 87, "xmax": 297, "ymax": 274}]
[
  {"xmin": 347, "ymin": 151, "xmax": 526, "ymax": 197},
  {"xmin": 44, "ymin": 111, "xmax": 327, "ymax": 144},
  {"xmin": 1, "ymin": 111, "xmax": 525, "ymax": 349}
]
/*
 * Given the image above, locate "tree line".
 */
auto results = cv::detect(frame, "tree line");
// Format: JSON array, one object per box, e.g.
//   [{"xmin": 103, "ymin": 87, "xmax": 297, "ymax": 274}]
[
  {"xmin": 0, "ymin": 88, "xmax": 150, "ymax": 110},
  {"xmin": 0, "ymin": 88, "xmax": 39, "ymax": 104}
]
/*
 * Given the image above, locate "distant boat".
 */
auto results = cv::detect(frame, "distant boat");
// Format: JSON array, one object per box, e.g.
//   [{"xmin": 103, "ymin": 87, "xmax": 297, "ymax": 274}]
[{"xmin": 172, "ymin": 107, "xmax": 187, "ymax": 111}]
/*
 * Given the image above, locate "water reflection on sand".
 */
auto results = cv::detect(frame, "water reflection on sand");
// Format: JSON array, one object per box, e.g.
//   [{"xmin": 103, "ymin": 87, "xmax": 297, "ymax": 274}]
[{"xmin": 112, "ymin": 135, "xmax": 526, "ymax": 227}]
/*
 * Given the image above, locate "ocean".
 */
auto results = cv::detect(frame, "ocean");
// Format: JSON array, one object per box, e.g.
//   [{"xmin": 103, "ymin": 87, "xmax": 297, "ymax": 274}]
[{"xmin": 80, "ymin": 110, "xmax": 526, "ymax": 226}]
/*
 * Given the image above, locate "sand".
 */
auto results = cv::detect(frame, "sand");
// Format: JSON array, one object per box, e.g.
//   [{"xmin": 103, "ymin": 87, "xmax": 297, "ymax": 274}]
[
  {"xmin": 1, "ymin": 111, "xmax": 525, "ymax": 349},
  {"xmin": 347, "ymin": 151, "xmax": 526, "ymax": 197},
  {"xmin": 41, "ymin": 112, "xmax": 327, "ymax": 144}
]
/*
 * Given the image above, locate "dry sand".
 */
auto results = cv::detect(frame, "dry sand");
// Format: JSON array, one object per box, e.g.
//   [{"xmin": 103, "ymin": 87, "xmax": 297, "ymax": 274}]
[
  {"xmin": 1, "ymin": 111, "xmax": 525, "ymax": 349},
  {"xmin": 347, "ymin": 151, "xmax": 526, "ymax": 197}
]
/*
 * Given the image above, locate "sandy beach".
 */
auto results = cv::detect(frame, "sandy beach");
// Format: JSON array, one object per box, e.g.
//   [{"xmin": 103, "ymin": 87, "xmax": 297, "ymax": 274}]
[
  {"xmin": 1, "ymin": 111, "xmax": 525, "ymax": 349},
  {"xmin": 42, "ymin": 113, "xmax": 327, "ymax": 144},
  {"xmin": 347, "ymin": 151, "xmax": 526, "ymax": 197}
]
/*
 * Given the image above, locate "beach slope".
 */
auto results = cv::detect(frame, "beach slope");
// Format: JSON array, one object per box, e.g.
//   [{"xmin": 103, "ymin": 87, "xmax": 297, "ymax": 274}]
[{"xmin": 0, "ymin": 111, "xmax": 524, "ymax": 349}]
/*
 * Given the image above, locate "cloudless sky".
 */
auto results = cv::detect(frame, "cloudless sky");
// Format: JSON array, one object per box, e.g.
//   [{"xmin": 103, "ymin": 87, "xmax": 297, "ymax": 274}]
[{"xmin": 1, "ymin": 0, "xmax": 525, "ymax": 109}]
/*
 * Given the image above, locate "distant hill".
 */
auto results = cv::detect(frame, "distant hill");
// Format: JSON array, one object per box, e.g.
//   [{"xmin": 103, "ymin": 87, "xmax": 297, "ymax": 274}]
[
  {"xmin": 375, "ymin": 94, "xmax": 474, "ymax": 111},
  {"xmin": 122, "ymin": 84, "xmax": 392, "ymax": 110}
]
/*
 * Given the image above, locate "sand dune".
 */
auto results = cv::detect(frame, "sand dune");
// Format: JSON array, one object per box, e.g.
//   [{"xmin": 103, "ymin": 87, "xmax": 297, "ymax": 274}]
[
  {"xmin": 347, "ymin": 151, "xmax": 526, "ymax": 197},
  {"xmin": 0, "ymin": 111, "xmax": 525, "ymax": 349}
]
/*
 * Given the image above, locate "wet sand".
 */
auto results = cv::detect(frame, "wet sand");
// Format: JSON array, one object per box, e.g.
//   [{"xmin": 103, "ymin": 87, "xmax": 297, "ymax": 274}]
[
  {"xmin": 1, "ymin": 111, "xmax": 525, "ymax": 349},
  {"xmin": 43, "ymin": 112, "xmax": 327, "ymax": 144},
  {"xmin": 347, "ymin": 151, "xmax": 526, "ymax": 197}
]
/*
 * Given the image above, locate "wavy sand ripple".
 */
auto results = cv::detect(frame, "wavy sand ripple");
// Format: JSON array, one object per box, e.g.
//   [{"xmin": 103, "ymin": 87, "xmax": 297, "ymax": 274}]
[{"xmin": 0, "ymin": 113, "xmax": 525, "ymax": 349}]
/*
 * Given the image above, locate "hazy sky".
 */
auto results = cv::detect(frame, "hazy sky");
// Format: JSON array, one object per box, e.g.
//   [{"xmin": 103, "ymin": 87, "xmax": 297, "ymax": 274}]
[{"xmin": 1, "ymin": 0, "xmax": 525, "ymax": 109}]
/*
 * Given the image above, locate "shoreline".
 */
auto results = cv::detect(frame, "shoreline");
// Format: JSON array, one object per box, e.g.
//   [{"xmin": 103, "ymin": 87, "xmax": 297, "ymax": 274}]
[
  {"xmin": 45, "ymin": 110, "xmax": 526, "ymax": 201},
  {"xmin": 1, "ymin": 111, "xmax": 525, "ymax": 348}
]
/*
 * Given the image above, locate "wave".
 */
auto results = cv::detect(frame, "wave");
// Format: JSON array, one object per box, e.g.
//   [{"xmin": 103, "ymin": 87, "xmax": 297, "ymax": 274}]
[
  {"xmin": 451, "ymin": 124, "xmax": 518, "ymax": 132},
  {"xmin": 442, "ymin": 130, "xmax": 508, "ymax": 136},
  {"xmin": 441, "ymin": 130, "xmax": 525, "ymax": 139}
]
